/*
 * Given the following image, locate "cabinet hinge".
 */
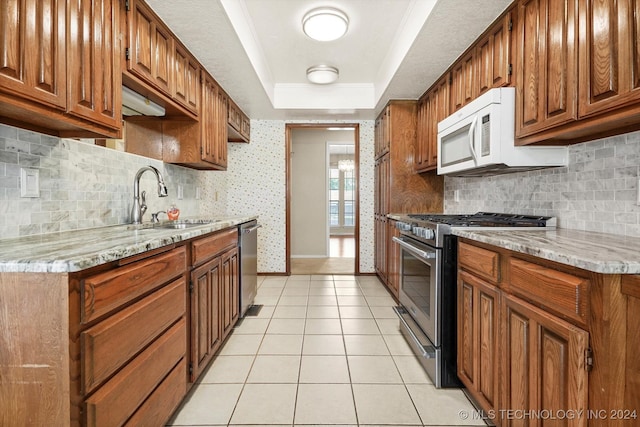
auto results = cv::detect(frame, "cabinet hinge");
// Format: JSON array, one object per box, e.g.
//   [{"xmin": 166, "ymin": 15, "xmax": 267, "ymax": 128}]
[
  {"xmin": 508, "ymin": 64, "xmax": 513, "ymax": 76},
  {"xmin": 585, "ymin": 348, "xmax": 594, "ymax": 372},
  {"xmin": 508, "ymin": 19, "xmax": 513, "ymax": 32},
  {"xmin": 189, "ymin": 280, "xmax": 194, "ymax": 293},
  {"xmin": 125, "ymin": 47, "xmax": 130, "ymax": 61},
  {"xmin": 125, "ymin": 0, "xmax": 130, "ymax": 12},
  {"xmin": 189, "ymin": 363, "xmax": 193, "ymax": 375}
]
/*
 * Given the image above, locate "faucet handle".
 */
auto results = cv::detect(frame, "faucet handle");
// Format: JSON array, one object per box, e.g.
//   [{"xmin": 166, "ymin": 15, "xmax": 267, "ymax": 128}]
[
  {"xmin": 140, "ymin": 191, "xmax": 147, "ymax": 217},
  {"xmin": 150, "ymin": 211, "xmax": 167, "ymax": 223}
]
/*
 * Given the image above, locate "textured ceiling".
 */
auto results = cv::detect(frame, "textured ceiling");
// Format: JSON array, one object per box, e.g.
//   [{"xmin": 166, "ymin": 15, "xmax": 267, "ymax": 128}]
[{"xmin": 145, "ymin": 0, "xmax": 513, "ymax": 120}]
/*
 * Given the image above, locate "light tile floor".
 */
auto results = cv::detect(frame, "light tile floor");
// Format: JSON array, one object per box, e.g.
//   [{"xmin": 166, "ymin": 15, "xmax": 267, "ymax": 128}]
[{"xmin": 168, "ymin": 275, "xmax": 485, "ymax": 427}]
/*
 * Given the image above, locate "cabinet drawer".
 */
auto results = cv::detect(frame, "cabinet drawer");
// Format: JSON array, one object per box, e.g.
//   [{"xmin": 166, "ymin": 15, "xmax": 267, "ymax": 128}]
[
  {"xmin": 192, "ymin": 228, "xmax": 238, "ymax": 266},
  {"xmin": 125, "ymin": 357, "xmax": 187, "ymax": 427},
  {"xmin": 509, "ymin": 258, "xmax": 589, "ymax": 326},
  {"xmin": 81, "ymin": 278, "xmax": 186, "ymax": 394},
  {"xmin": 459, "ymin": 242, "xmax": 500, "ymax": 283},
  {"xmin": 85, "ymin": 317, "xmax": 186, "ymax": 427},
  {"xmin": 81, "ymin": 246, "xmax": 186, "ymax": 324}
]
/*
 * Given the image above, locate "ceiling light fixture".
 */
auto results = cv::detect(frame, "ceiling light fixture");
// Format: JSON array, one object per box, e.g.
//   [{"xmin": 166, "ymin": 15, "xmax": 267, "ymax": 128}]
[
  {"xmin": 302, "ymin": 7, "xmax": 349, "ymax": 41},
  {"xmin": 307, "ymin": 65, "xmax": 339, "ymax": 84}
]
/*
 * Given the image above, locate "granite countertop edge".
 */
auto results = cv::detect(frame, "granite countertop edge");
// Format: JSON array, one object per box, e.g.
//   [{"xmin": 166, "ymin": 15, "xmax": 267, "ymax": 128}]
[
  {"xmin": 0, "ymin": 216, "xmax": 257, "ymax": 274},
  {"xmin": 452, "ymin": 228, "xmax": 640, "ymax": 275}
]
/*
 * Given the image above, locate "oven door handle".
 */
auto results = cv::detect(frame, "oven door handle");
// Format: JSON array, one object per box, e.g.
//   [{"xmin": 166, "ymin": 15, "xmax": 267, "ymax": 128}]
[{"xmin": 392, "ymin": 236, "xmax": 436, "ymax": 260}]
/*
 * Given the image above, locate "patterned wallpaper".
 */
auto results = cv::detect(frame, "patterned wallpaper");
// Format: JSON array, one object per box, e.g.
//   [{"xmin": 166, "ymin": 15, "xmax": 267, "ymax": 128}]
[
  {"xmin": 0, "ymin": 123, "xmax": 203, "ymax": 238},
  {"xmin": 445, "ymin": 130, "xmax": 640, "ymax": 237},
  {"xmin": 224, "ymin": 120, "xmax": 376, "ymax": 274}
]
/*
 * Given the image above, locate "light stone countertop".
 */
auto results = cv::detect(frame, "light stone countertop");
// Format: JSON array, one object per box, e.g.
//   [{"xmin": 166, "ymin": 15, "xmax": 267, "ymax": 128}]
[
  {"xmin": 0, "ymin": 216, "xmax": 257, "ymax": 273},
  {"xmin": 452, "ymin": 228, "xmax": 640, "ymax": 274}
]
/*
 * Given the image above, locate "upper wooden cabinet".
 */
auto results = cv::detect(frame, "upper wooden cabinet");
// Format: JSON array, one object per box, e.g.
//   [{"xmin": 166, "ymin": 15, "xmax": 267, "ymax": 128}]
[
  {"xmin": 515, "ymin": 0, "xmax": 578, "ymax": 139},
  {"xmin": 67, "ymin": 0, "xmax": 122, "ymax": 131},
  {"xmin": 173, "ymin": 43, "xmax": 200, "ymax": 115},
  {"xmin": 450, "ymin": 50, "xmax": 476, "ymax": 112},
  {"xmin": 228, "ymin": 98, "xmax": 250, "ymax": 143},
  {"xmin": 415, "ymin": 74, "xmax": 449, "ymax": 173},
  {"xmin": 476, "ymin": 11, "xmax": 513, "ymax": 95},
  {"xmin": 0, "ymin": 0, "xmax": 66, "ymax": 110},
  {"xmin": 578, "ymin": 0, "xmax": 640, "ymax": 117},
  {"xmin": 374, "ymin": 106, "xmax": 391, "ymax": 159}
]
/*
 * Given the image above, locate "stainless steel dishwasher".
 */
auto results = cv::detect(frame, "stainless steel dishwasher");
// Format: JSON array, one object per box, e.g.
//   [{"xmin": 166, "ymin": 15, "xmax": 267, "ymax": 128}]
[{"xmin": 239, "ymin": 220, "xmax": 260, "ymax": 317}]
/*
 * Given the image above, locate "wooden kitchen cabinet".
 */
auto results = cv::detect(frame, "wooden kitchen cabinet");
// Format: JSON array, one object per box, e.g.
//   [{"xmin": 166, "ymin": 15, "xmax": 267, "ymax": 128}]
[
  {"xmin": 502, "ymin": 293, "xmax": 588, "ymax": 427},
  {"xmin": 578, "ymin": 0, "xmax": 640, "ymax": 118},
  {"xmin": 172, "ymin": 43, "xmax": 200, "ymax": 115},
  {"xmin": 67, "ymin": 0, "xmax": 122, "ymax": 132},
  {"xmin": 374, "ymin": 101, "xmax": 443, "ymax": 290},
  {"xmin": 228, "ymin": 97, "xmax": 251, "ymax": 143},
  {"xmin": 515, "ymin": 0, "xmax": 578, "ymax": 138},
  {"xmin": 457, "ymin": 270, "xmax": 500, "ymax": 415},
  {"xmin": 450, "ymin": 50, "xmax": 476, "ymax": 112},
  {"xmin": 189, "ymin": 228, "xmax": 239, "ymax": 381},
  {"xmin": 476, "ymin": 10, "xmax": 513, "ymax": 95},
  {"xmin": 415, "ymin": 75, "xmax": 449, "ymax": 173}
]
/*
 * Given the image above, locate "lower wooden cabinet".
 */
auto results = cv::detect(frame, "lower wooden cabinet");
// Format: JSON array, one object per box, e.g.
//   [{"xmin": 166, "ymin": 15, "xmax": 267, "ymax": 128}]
[
  {"xmin": 457, "ymin": 238, "xmax": 640, "ymax": 427},
  {"xmin": 189, "ymin": 228, "xmax": 239, "ymax": 382}
]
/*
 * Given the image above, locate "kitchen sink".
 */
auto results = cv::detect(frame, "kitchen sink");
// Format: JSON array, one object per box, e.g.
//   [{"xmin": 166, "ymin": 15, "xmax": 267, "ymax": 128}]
[{"xmin": 154, "ymin": 219, "xmax": 222, "ymax": 229}]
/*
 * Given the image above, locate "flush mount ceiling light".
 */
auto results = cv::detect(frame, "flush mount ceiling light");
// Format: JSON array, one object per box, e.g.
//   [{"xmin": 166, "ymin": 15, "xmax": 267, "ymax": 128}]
[
  {"xmin": 302, "ymin": 7, "xmax": 349, "ymax": 41},
  {"xmin": 307, "ymin": 65, "xmax": 339, "ymax": 84}
]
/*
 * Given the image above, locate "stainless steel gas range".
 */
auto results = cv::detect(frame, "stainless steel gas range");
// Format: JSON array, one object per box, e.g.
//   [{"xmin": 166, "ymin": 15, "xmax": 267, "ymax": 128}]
[{"xmin": 390, "ymin": 212, "xmax": 556, "ymax": 388}]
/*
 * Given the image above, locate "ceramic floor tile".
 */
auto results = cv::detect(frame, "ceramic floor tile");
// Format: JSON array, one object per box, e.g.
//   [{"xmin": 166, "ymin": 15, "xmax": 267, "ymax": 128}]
[
  {"xmin": 267, "ymin": 318, "xmax": 306, "ymax": 334},
  {"xmin": 311, "ymin": 274, "xmax": 334, "ymax": 280},
  {"xmin": 407, "ymin": 384, "xmax": 485, "ymax": 425},
  {"xmin": 304, "ymin": 318, "xmax": 343, "ymax": 334},
  {"xmin": 259, "ymin": 334, "xmax": 303, "ymax": 355},
  {"xmin": 333, "ymin": 280, "xmax": 360, "ymax": 288},
  {"xmin": 339, "ymin": 305, "xmax": 374, "ymax": 319},
  {"xmin": 341, "ymin": 318, "xmax": 381, "ymax": 335},
  {"xmin": 302, "ymin": 334, "xmax": 346, "ymax": 355},
  {"xmin": 232, "ymin": 318, "xmax": 270, "ymax": 334},
  {"xmin": 365, "ymin": 296, "xmax": 397, "ymax": 306},
  {"xmin": 278, "ymin": 295, "xmax": 309, "ymax": 306},
  {"xmin": 361, "ymin": 287, "xmax": 393, "ymax": 297},
  {"xmin": 370, "ymin": 305, "xmax": 398, "ymax": 319},
  {"xmin": 335, "ymin": 287, "xmax": 363, "ymax": 296},
  {"xmin": 306, "ymin": 305, "xmax": 340, "ymax": 318},
  {"xmin": 337, "ymin": 295, "xmax": 368, "ymax": 306},
  {"xmin": 344, "ymin": 335, "xmax": 390, "ymax": 356},
  {"xmin": 392, "ymin": 356, "xmax": 433, "ymax": 384},
  {"xmin": 285, "ymin": 280, "xmax": 311, "ymax": 288},
  {"xmin": 334, "ymin": 275, "xmax": 358, "ymax": 281},
  {"xmin": 383, "ymin": 334, "xmax": 416, "ymax": 355},
  {"xmin": 308, "ymin": 280, "xmax": 335, "ymax": 288},
  {"xmin": 218, "ymin": 334, "xmax": 263, "ymax": 355},
  {"xmin": 294, "ymin": 384, "xmax": 357, "ymax": 424},
  {"xmin": 376, "ymin": 318, "xmax": 401, "ymax": 335},
  {"xmin": 169, "ymin": 383, "xmax": 243, "ymax": 425},
  {"xmin": 299, "ymin": 355, "xmax": 350, "ymax": 383},
  {"xmin": 246, "ymin": 355, "xmax": 301, "ymax": 383},
  {"xmin": 307, "ymin": 295, "xmax": 338, "ymax": 306},
  {"xmin": 352, "ymin": 384, "xmax": 422, "ymax": 425},
  {"xmin": 281, "ymin": 287, "xmax": 310, "ymax": 296},
  {"xmin": 253, "ymin": 295, "xmax": 280, "ymax": 306},
  {"xmin": 261, "ymin": 277, "xmax": 288, "ymax": 285},
  {"xmin": 230, "ymin": 383, "xmax": 297, "ymax": 425},
  {"xmin": 348, "ymin": 355, "xmax": 403, "ymax": 383},
  {"xmin": 256, "ymin": 287, "xmax": 284, "ymax": 296},
  {"xmin": 199, "ymin": 355, "xmax": 254, "ymax": 383},
  {"xmin": 308, "ymin": 287, "xmax": 336, "ymax": 296},
  {"xmin": 272, "ymin": 305, "xmax": 307, "ymax": 318}
]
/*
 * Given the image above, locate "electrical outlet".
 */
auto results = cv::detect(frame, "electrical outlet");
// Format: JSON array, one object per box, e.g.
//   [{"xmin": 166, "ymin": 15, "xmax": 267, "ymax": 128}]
[{"xmin": 20, "ymin": 168, "xmax": 40, "ymax": 198}]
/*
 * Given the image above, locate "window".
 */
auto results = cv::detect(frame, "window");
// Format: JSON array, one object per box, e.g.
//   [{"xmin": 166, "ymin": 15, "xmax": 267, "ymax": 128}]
[{"xmin": 329, "ymin": 166, "xmax": 355, "ymax": 228}]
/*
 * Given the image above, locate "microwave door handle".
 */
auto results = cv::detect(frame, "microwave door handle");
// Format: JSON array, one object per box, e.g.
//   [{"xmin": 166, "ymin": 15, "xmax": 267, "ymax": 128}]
[{"xmin": 468, "ymin": 115, "xmax": 479, "ymax": 165}]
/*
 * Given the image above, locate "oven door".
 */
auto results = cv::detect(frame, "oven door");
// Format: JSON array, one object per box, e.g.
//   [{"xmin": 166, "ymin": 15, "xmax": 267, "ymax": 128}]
[{"xmin": 393, "ymin": 235, "xmax": 440, "ymax": 346}]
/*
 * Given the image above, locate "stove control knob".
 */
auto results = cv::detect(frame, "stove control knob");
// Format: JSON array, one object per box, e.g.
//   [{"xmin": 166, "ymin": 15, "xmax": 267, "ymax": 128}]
[
  {"xmin": 397, "ymin": 222, "xmax": 412, "ymax": 231},
  {"xmin": 422, "ymin": 228, "xmax": 435, "ymax": 240}
]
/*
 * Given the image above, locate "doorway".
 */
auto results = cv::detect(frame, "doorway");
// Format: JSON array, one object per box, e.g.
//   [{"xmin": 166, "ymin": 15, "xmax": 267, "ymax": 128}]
[{"xmin": 286, "ymin": 124, "xmax": 360, "ymax": 275}]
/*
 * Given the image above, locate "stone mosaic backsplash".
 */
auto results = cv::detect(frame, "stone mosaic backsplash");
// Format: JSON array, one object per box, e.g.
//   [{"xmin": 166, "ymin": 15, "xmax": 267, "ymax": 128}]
[
  {"xmin": 0, "ymin": 123, "xmax": 203, "ymax": 238},
  {"xmin": 444, "ymin": 130, "xmax": 640, "ymax": 237}
]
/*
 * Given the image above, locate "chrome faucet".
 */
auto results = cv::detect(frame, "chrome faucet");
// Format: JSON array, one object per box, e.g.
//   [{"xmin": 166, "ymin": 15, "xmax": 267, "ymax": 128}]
[{"xmin": 131, "ymin": 166, "xmax": 168, "ymax": 224}]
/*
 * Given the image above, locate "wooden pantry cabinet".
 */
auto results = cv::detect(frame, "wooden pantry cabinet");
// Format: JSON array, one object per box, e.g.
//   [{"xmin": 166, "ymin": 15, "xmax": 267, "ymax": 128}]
[
  {"xmin": 374, "ymin": 101, "xmax": 443, "ymax": 293},
  {"xmin": 457, "ymin": 238, "xmax": 639, "ymax": 427},
  {"xmin": 0, "ymin": 0, "xmax": 122, "ymax": 138}
]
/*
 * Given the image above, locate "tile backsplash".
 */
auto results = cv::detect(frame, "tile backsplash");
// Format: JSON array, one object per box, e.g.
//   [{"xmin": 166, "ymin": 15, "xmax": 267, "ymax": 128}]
[
  {"xmin": 0, "ymin": 124, "xmax": 202, "ymax": 238},
  {"xmin": 445, "ymin": 130, "xmax": 640, "ymax": 237}
]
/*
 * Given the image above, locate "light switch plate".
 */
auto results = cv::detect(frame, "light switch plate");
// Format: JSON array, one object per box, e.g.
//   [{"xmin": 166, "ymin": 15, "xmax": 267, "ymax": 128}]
[{"xmin": 20, "ymin": 168, "xmax": 40, "ymax": 198}]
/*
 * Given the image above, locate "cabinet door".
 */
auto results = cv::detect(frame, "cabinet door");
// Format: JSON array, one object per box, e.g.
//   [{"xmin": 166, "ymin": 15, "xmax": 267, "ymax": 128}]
[
  {"xmin": 451, "ymin": 50, "xmax": 476, "ymax": 112},
  {"xmin": 502, "ymin": 294, "xmax": 588, "ymax": 427},
  {"xmin": 67, "ymin": 0, "xmax": 121, "ymax": 130},
  {"xmin": 429, "ymin": 75, "xmax": 450, "ymax": 168},
  {"xmin": 578, "ymin": 0, "xmax": 640, "ymax": 117},
  {"xmin": 0, "ymin": 0, "xmax": 66, "ymax": 109},
  {"xmin": 516, "ymin": 0, "xmax": 578, "ymax": 138},
  {"xmin": 173, "ymin": 43, "xmax": 199, "ymax": 115},
  {"xmin": 127, "ymin": 0, "xmax": 172, "ymax": 96},
  {"xmin": 386, "ymin": 220, "xmax": 401, "ymax": 296},
  {"xmin": 477, "ymin": 11, "xmax": 513, "ymax": 95},
  {"xmin": 201, "ymin": 73, "xmax": 218, "ymax": 164},
  {"xmin": 221, "ymin": 247, "xmax": 239, "ymax": 338},
  {"xmin": 190, "ymin": 256, "xmax": 222, "ymax": 381},
  {"xmin": 457, "ymin": 271, "xmax": 499, "ymax": 412},
  {"xmin": 415, "ymin": 95, "xmax": 432, "ymax": 172},
  {"xmin": 216, "ymin": 89, "xmax": 229, "ymax": 168}
]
